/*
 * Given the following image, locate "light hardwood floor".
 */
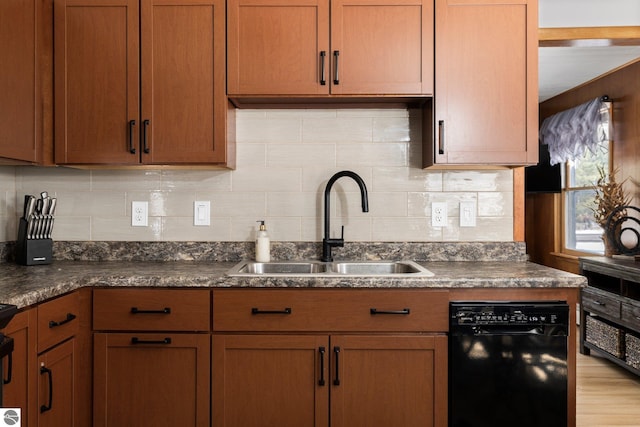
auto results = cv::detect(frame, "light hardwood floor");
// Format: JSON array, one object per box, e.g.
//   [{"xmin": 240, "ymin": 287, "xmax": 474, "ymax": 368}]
[{"xmin": 577, "ymin": 329, "xmax": 640, "ymax": 426}]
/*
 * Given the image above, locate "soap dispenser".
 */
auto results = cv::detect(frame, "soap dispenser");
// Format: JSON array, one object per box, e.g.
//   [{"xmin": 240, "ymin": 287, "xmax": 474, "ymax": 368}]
[{"xmin": 255, "ymin": 220, "xmax": 271, "ymax": 262}]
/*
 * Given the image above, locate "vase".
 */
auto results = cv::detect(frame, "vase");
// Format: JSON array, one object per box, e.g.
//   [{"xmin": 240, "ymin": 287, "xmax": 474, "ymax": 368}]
[{"xmin": 602, "ymin": 233, "xmax": 618, "ymax": 257}]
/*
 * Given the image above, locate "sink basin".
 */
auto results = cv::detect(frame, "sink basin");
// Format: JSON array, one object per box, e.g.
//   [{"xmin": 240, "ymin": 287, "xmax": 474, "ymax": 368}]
[
  {"xmin": 230, "ymin": 261, "xmax": 327, "ymax": 275},
  {"xmin": 226, "ymin": 260, "xmax": 433, "ymax": 277},
  {"xmin": 330, "ymin": 261, "xmax": 428, "ymax": 275}
]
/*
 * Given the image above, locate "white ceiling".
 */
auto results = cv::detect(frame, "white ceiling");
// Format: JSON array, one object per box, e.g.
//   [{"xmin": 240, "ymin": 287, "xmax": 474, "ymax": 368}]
[{"xmin": 538, "ymin": 0, "xmax": 640, "ymax": 102}]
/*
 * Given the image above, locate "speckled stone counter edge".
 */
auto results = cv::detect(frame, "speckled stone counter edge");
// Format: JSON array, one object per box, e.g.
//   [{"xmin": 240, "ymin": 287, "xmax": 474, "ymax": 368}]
[{"xmin": 0, "ymin": 241, "xmax": 528, "ymax": 263}]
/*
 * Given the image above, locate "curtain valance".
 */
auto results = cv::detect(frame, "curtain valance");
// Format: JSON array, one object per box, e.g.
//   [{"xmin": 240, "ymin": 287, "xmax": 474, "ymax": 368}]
[{"xmin": 539, "ymin": 96, "xmax": 609, "ymax": 165}]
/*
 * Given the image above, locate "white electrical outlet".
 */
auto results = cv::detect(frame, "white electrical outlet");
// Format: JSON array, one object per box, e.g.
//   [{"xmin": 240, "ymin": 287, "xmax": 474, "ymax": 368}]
[
  {"xmin": 431, "ymin": 202, "xmax": 448, "ymax": 227},
  {"xmin": 460, "ymin": 201, "xmax": 477, "ymax": 227},
  {"xmin": 194, "ymin": 201, "xmax": 211, "ymax": 226},
  {"xmin": 131, "ymin": 201, "xmax": 148, "ymax": 227}
]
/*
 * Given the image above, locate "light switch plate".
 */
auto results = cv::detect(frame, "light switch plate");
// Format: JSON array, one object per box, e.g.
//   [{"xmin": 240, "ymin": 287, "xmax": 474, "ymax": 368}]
[
  {"xmin": 431, "ymin": 202, "xmax": 448, "ymax": 227},
  {"xmin": 194, "ymin": 201, "xmax": 211, "ymax": 226},
  {"xmin": 460, "ymin": 201, "xmax": 477, "ymax": 227},
  {"xmin": 132, "ymin": 201, "xmax": 148, "ymax": 227}
]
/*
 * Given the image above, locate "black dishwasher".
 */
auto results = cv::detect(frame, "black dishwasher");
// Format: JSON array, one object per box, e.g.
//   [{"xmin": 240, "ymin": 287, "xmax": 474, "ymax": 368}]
[{"xmin": 449, "ymin": 301, "xmax": 569, "ymax": 427}]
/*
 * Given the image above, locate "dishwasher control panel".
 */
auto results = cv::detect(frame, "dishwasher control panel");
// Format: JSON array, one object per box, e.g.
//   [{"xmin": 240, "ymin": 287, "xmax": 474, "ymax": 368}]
[{"xmin": 450, "ymin": 301, "xmax": 569, "ymax": 327}]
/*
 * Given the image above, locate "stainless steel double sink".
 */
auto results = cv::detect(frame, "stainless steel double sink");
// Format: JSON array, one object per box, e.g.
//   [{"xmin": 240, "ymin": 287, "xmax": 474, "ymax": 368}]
[{"xmin": 226, "ymin": 260, "xmax": 434, "ymax": 277}]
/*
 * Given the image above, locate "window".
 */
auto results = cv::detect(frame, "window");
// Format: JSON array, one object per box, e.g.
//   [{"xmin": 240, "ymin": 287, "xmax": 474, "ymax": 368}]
[{"xmin": 562, "ymin": 101, "xmax": 612, "ymax": 255}]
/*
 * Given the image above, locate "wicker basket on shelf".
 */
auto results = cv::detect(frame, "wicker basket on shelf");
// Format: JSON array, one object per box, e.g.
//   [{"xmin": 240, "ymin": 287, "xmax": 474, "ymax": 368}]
[
  {"xmin": 586, "ymin": 315, "xmax": 625, "ymax": 358},
  {"xmin": 625, "ymin": 332, "xmax": 640, "ymax": 370}
]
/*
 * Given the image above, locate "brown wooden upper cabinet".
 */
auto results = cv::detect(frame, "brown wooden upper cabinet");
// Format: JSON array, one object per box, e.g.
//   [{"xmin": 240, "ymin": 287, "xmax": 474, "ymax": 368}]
[
  {"xmin": 0, "ymin": 0, "xmax": 48, "ymax": 164},
  {"xmin": 423, "ymin": 0, "xmax": 538, "ymax": 167},
  {"xmin": 54, "ymin": 0, "xmax": 234, "ymax": 167},
  {"xmin": 227, "ymin": 0, "xmax": 434, "ymax": 97}
]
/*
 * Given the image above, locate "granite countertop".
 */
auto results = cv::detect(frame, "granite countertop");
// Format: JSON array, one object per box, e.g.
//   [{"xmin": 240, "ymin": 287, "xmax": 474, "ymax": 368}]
[{"xmin": 0, "ymin": 260, "xmax": 586, "ymax": 309}]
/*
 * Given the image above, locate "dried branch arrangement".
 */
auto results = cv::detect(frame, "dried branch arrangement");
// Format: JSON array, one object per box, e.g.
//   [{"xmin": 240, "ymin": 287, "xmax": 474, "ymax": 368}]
[{"xmin": 593, "ymin": 166, "xmax": 630, "ymax": 229}]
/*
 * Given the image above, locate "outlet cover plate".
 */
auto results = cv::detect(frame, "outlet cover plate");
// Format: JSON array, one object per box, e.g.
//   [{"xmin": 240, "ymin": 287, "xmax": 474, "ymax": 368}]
[
  {"xmin": 431, "ymin": 202, "xmax": 448, "ymax": 227},
  {"xmin": 194, "ymin": 201, "xmax": 211, "ymax": 226},
  {"xmin": 460, "ymin": 201, "xmax": 477, "ymax": 227},
  {"xmin": 132, "ymin": 201, "xmax": 148, "ymax": 227}
]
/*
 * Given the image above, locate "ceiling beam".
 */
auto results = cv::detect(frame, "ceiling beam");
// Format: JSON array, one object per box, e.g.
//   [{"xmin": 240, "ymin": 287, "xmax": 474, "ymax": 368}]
[{"xmin": 539, "ymin": 26, "xmax": 640, "ymax": 47}]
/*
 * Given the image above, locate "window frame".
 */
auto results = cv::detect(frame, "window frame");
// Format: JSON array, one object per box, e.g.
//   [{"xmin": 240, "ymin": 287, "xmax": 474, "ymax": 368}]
[{"xmin": 560, "ymin": 101, "xmax": 613, "ymax": 257}]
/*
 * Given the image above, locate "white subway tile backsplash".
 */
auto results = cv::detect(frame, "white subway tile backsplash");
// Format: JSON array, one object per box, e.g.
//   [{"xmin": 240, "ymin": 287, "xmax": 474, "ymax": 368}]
[
  {"xmin": 372, "ymin": 218, "xmax": 442, "ymax": 241},
  {"xmin": 302, "ymin": 117, "xmax": 373, "ymax": 143},
  {"xmin": 267, "ymin": 143, "xmax": 336, "ymax": 167},
  {"xmin": 50, "ymin": 217, "xmax": 91, "ymax": 241},
  {"xmin": 91, "ymin": 170, "xmax": 161, "ymax": 192},
  {"xmin": 337, "ymin": 143, "xmax": 408, "ymax": 167},
  {"xmin": 267, "ymin": 192, "xmax": 318, "ymax": 217},
  {"xmin": 443, "ymin": 170, "xmax": 513, "ymax": 192},
  {"xmin": 211, "ymin": 192, "xmax": 266, "ymax": 217},
  {"xmin": 373, "ymin": 117, "xmax": 411, "ymax": 142},
  {"xmin": 478, "ymin": 192, "xmax": 514, "ymax": 217},
  {"xmin": 231, "ymin": 167, "xmax": 302, "ymax": 192},
  {"xmin": 372, "ymin": 167, "xmax": 442, "ymax": 192},
  {"xmin": 237, "ymin": 117, "xmax": 302, "ymax": 143},
  {"xmin": 3, "ymin": 108, "xmax": 515, "ymax": 243}
]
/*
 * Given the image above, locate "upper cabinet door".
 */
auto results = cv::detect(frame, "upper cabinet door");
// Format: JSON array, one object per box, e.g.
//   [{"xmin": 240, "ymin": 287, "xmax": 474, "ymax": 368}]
[
  {"xmin": 330, "ymin": 0, "xmax": 433, "ymax": 95},
  {"xmin": 430, "ymin": 0, "xmax": 538, "ymax": 166},
  {"xmin": 140, "ymin": 0, "xmax": 228, "ymax": 164},
  {"xmin": 0, "ymin": 0, "xmax": 42, "ymax": 163},
  {"xmin": 227, "ymin": 0, "xmax": 330, "ymax": 96},
  {"xmin": 54, "ymin": 0, "xmax": 140, "ymax": 165}
]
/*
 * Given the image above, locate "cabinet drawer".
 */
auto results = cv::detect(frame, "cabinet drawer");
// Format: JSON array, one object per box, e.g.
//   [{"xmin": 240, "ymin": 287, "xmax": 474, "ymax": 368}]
[
  {"xmin": 582, "ymin": 287, "xmax": 621, "ymax": 319},
  {"xmin": 213, "ymin": 289, "xmax": 449, "ymax": 332},
  {"xmin": 37, "ymin": 292, "xmax": 80, "ymax": 353},
  {"xmin": 622, "ymin": 301, "xmax": 640, "ymax": 330},
  {"xmin": 93, "ymin": 289, "xmax": 211, "ymax": 332}
]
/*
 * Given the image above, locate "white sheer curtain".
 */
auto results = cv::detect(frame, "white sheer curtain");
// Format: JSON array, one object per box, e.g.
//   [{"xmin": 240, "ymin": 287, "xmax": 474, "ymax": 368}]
[{"xmin": 539, "ymin": 97, "xmax": 609, "ymax": 165}]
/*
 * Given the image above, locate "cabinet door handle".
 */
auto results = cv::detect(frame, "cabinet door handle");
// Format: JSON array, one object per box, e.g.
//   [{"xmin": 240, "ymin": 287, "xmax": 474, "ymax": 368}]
[
  {"xmin": 251, "ymin": 307, "xmax": 292, "ymax": 315},
  {"xmin": 130, "ymin": 307, "xmax": 171, "ymax": 315},
  {"xmin": 333, "ymin": 50, "xmax": 340, "ymax": 85},
  {"xmin": 438, "ymin": 120, "xmax": 445, "ymax": 154},
  {"xmin": 370, "ymin": 308, "xmax": 410, "ymax": 315},
  {"xmin": 49, "ymin": 313, "xmax": 76, "ymax": 328},
  {"xmin": 320, "ymin": 51, "xmax": 327, "ymax": 85},
  {"xmin": 3, "ymin": 353, "xmax": 12, "ymax": 385},
  {"xmin": 129, "ymin": 120, "xmax": 137, "ymax": 154},
  {"xmin": 131, "ymin": 337, "xmax": 172, "ymax": 345},
  {"xmin": 333, "ymin": 346, "xmax": 341, "ymax": 386},
  {"xmin": 318, "ymin": 346, "xmax": 326, "ymax": 386},
  {"xmin": 40, "ymin": 364, "xmax": 53, "ymax": 413},
  {"xmin": 142, "ymin": 119, "xmax": 150, "ymax": 154}
]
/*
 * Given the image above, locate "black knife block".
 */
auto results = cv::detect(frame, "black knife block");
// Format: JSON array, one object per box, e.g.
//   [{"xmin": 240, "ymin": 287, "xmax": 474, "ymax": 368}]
[{"xmin": 16, "ymin": 218, "xmax": 53, "ymax": 266}]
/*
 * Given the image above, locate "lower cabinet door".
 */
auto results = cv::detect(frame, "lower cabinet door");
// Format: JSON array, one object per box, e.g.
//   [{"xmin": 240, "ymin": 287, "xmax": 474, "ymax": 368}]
[
  {"xmin": 212, "ymin": 334, "xmax": 330, "ymax": 427},
  {"xmin": 2, "ymin": 309, "xmax": 37, "ymax": 427},
  {"xmin": 38, "ymin": 338, "xmax": 75, "ymax": 427},
  {"xmin": 93, "ymin": 333, "xmax": 210, "ymax": 427},
  {"xmin": 330, "ymin": 334, "xmax": 448, "ymax": 427}
]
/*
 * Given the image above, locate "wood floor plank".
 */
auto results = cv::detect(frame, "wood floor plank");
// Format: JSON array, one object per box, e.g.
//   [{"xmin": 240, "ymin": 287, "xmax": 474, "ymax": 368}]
[{"xmin": 577, "ymin": 328, "xmax": 640, "ymax": 426}]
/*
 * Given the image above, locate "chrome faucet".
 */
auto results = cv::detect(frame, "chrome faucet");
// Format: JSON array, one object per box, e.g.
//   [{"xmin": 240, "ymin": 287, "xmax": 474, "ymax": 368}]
[{"xmin": 322, "ymin": 171, "xmax": 369, "ymax": 262}]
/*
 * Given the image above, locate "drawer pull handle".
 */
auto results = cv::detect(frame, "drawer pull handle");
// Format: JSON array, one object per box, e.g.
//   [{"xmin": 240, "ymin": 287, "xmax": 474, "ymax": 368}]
[
  {"xmin": 129, "ymin": 119, "xmax": 136, "ymax": 154},
  {"xmin": 131, "ymin": 307, "xmax": 171, "ymax": 314},
  {"xmin": 333, "ymin": 346, "xmax": 341, "ymax": 386},
  {"xmin": 320, "ymin": 51, "xmax": 327, "ymax": 85},
  {"xmin": 593, "ymin": 301, "xmax": 605, "ymax": 306},
  {"xmin": 49, "ymin": 312, "xmax": 76, "ymax": 328},
  {"xmin": 251, "ymin": 307, "xmax": 292, "ymax": 315},
  {"xmin": 131, "ymin": 337, "xmax": 172, "ymax": 345},
  {"xmin": 370, "ymin": 308, "xmax": 410, "ymax": 315},
  {"xmin": 40, "ymin": 364, "xmax": 53, "ymax": 413},
  {"xmin": 333, "ymin": 50, "xmax": 340, "ymax": 85},
  {"xmin": 318, "ymin": 347, "xmax": 326, "ymax": 386}
]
